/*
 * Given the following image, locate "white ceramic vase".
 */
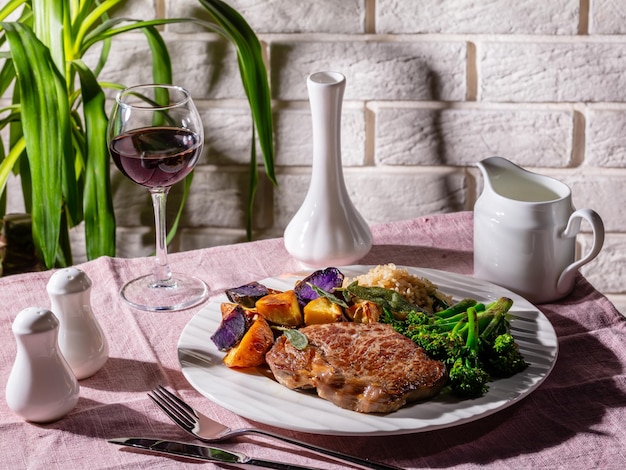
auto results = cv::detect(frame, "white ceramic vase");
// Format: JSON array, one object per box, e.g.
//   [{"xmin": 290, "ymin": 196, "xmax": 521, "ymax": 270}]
[
  {"xmin": 5, "ymin": 307, "xmax": 80, "ymax": 423},
  {"xmin": 284, "ymin": 71, "xmax": 372, "ymax": 268}
]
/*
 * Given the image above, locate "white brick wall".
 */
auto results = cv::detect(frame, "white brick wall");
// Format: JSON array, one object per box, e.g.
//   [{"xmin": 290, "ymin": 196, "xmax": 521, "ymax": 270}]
[{"xmin": 5, "ymin": 0, "xmax": 626, "ymax": 312}]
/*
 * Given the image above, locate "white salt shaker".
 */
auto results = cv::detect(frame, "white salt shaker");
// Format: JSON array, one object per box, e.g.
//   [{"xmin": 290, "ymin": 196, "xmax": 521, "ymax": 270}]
[
  {"xmin": 5, "ymin": 307, "xmax": 80, "ymax": 423},
  {"xmin": 47, "ymin": 267, "xmax": 109, "ymax": 379}
]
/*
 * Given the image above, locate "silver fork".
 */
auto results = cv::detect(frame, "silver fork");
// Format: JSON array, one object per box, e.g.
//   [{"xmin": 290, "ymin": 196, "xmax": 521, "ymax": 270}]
[{"xmin": 148, "ymin": 386, "xmax": 404, "ymax": 470}]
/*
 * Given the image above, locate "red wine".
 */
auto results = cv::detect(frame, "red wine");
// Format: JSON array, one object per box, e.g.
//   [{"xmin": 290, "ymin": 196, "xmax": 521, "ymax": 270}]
[{"xmin": 109, "ymin": 127, "xmax": 201, "ymax": 188}]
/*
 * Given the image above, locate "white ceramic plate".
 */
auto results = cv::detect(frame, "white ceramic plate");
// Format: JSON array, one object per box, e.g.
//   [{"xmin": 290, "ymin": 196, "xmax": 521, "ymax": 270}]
[{"xmin": 177, "ymin": 266, "xmax": 558, "ymax": 436}]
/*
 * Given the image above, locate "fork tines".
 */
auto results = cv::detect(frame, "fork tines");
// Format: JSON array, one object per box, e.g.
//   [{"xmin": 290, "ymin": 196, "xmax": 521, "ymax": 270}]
[{"xmin": 148, "ymin": 385, "xmax": 197, "ymax": 430}]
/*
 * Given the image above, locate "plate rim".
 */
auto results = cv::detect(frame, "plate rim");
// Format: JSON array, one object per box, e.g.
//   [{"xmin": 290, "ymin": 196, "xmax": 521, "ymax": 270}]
[{"xmin": 177, "ymin": 265, "xmax": 559, "ymax": 436}]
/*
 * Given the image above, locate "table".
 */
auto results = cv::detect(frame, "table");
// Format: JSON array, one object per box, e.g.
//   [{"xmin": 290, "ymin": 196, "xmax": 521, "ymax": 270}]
[{"xmin": 1, "ymin": 212, "xmax": 625, "ymax": 469}]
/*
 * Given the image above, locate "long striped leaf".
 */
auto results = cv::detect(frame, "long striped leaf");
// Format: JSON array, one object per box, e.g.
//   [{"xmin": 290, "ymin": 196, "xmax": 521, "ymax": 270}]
[
  {"xmin": 0, "ymin": 136, "xmax": 25, "ymax": 219},
  {"xmin": 0, "ymin": 58, "xmax": 17, "ymax": 97},
  {"xmin": 196, "ymin": 0, "xmax": 275, "ymax": 238},
  {"xmin": 72, "ymin": 59, "xmax": 115, "ymax": 259},
  {"xmin": 166, "ymin": 173, "xmax": 194, "ymax": 247},
  {"xmin": 2, "ymin": 22, "xmax": 72, "ymax": 268},
  {"xmin": 0, "ymin": 135, "xmax": 24, "ymax": 190},
  {"xmin": 31, "ymin": 0, "xmax": 81, "ymax": 227},
  {"xmin": 0, "ymin": 0, "xmax": 27, "ymax": 22},
  {"xmin": 245, "ymin": 125, "xmax": 258, "ymax": 239},
  {"xmin": 80, "ymin": 17, "xmax": 185, "ymax": 54},
  {"xmin": 198, "ymin": 0, "xmax": 275, "ymax": 183},
  {"xmin": 141, "ymin": 24, "xmax": 172, "ymax": 84},
  {"xmin": 32, "ymin": 0, "xmax": 66, "ymax": 75},
  {"xmin": 73, "ymin": 0, "xmax": 124, "ymax": 53}
]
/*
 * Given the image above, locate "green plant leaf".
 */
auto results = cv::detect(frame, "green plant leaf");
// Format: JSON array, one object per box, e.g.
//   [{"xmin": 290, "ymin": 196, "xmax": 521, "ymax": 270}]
[
  {"xmin": 197, "ymin": 0, "xmax": 275, "ymax": 177},
  {"xmin": 0, "ymin": 137, "xmax": 25, "ymax": 219},
  {"xmin": 0, "ymin": 0, "xmax": 27, "ymax": 23},
  {"xmin": 246, "ymin": 125, "xmax": 258, "ymax": 239},
  {"xmin": 0, "ymin": 59, "xmax": 17, "ymax": 97},
  {"xmin": 2, "ymin": 21, "xmax": 72, "ymax": 268},
  {"xmin": 80, "ymin": 17, "xmax": 184, "ymax": 54},
  {"xmin": 166, "ymin": 173, "xmax": 194, "ymax": 247},
  {"xmin": 72, "ymin": 59, "xmax": 116, "ymax": 259},
  {"xmin": 141, "ymin": 24, "xmax": 173, "ymax": 88},
  {"xmin": 32, "ymin": 0, "xmax": 66, "ymax": 75},
  {"xmin": 197, "ymin": 0, "xmax": 276, "ymax": 239},
  {"xmin": 74, "ymin": 0, "xmax": 125, "ymax": 50}
]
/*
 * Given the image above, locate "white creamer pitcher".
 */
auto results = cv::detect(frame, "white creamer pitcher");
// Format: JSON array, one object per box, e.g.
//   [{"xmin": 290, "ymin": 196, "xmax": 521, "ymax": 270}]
[{"xmin": 474, "ymin": 157, "xmax": 604, "ymax": 304}]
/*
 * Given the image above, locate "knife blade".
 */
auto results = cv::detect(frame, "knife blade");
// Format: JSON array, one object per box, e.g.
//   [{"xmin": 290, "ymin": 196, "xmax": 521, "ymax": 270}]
[{"xmin": 108, "ymin": 437, "xmax": 323, "ymax": 469}]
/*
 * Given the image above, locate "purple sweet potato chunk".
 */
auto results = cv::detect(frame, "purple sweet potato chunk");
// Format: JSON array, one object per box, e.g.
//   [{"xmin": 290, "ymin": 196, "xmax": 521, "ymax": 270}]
[
  {"xmin": 294, "ymin": 267, "xmax": 344, "ymax": 307},
  {"xmin": 225, "ymin": 281, "xmax": 269, "ymax": 308},
  {"xmin": 210, "ymin": 305, "xmax": 248, "ymax": 351}
]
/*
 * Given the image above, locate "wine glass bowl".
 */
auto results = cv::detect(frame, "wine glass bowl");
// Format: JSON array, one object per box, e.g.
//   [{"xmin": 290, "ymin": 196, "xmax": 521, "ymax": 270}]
[
  {"xmin": 108, "ymin": 84, "xmax": 208, "ymax": 311},
  {"xmin": 109, "ymin": 127, "xmax": 201, "ymax": 188}
]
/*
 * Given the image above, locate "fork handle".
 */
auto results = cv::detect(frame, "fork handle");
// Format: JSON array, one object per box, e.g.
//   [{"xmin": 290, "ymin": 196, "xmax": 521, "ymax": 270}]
[{"xmin": 243, "ymin": 428, "xmax": 404, "ymax": 470}]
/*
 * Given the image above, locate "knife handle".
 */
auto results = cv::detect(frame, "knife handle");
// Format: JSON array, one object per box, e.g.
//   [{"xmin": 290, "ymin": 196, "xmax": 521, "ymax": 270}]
[{"xmin": 247, "ymin": 458, "xmax": 324, "ymax": 470}]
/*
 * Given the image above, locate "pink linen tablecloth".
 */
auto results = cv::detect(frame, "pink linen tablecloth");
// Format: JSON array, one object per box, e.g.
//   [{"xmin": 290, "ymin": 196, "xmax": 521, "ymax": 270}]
[{"xmin": 1, "ymin": 211, "xmax": 625, "ymax": 469}]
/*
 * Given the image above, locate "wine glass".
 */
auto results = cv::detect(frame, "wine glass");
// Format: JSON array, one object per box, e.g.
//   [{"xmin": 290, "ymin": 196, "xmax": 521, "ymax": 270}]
[{"xmin": 108, "ymin": 84, "xmax": 208, "ymax": 311}]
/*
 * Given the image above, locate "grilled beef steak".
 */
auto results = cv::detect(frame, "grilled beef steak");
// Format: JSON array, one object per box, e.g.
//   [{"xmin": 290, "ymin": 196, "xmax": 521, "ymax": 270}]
[{"xmin": 265, "ymin": 322, "xmax": 447, "ymax": 413}]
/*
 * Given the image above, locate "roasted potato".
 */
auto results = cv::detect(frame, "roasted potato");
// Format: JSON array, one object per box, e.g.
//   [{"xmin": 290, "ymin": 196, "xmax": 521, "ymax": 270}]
[
  {"xmin": 220, "ymin": 302, "xmax": 240, "ymax": 318},
  {"xmin": 222, "ymin": 315, "xmax": 274, "ymax": 368},
  {"xmin": 225, "ymin": 281, "xmax": 269, "ymax": 308},
  {"xmin": 303, "ymin": 296, "xmax": 343, "ymax": 325},
  {"xmin": 294, "ymin": 267, "xmax": 344, "ymax": 306},
  {"xmin": 211, "ymin": 304, "xmax": 249, "ymax": 351},
  {"xmin": 255, "ymin": 290, "xmax": 303, "ymax": 327}
]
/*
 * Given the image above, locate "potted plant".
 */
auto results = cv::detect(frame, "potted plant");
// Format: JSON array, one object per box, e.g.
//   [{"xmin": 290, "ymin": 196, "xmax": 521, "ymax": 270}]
[{"xmin": 0, "ymin": 0, "xmax": 275, "ymax": 270}]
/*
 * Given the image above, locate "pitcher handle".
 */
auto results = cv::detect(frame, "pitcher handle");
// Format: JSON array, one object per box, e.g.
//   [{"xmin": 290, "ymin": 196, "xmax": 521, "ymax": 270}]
[{"xmin": 556, "ymin": 208, "xmax": 605, "ymax": 295}]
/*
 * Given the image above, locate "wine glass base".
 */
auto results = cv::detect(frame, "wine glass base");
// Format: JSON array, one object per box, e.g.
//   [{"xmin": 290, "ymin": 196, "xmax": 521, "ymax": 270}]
[{"xmin": 120, "ymin": 273, "xmax": 209, "ymax": 312}]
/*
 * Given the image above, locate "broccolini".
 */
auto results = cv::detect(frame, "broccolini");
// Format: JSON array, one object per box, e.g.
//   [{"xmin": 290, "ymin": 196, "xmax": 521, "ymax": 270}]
[{"xmin": 381, "ymin": 295, "xmax": 529, "ymax": 399}]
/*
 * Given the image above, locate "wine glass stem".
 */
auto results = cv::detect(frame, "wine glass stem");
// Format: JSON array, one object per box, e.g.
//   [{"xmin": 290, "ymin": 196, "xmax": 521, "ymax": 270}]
[{"xmin": 150, "ymin": 187, "xmax": 173, "ymax": 287}]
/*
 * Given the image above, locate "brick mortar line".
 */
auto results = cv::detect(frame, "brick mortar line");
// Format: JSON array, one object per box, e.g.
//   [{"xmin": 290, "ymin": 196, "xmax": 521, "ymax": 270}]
[
  {"xmin": 536, "ymin": 168, "xmax": 626, "ymax": 177},
  {"xmin": 272, "ymin": 166, "xmax": 470, "ymax": 175},
  {"xmin": 366, "ymin": 101, "xmax": 586, "ymax": 111},
  {"xmin": 119, "ymin": 31, "xmax": 626, "ymax": 44},
  {"xmin": 194, "ymin": 166, "xmax": 626, "ymax": 176},
  {"xmin": 195, "ymin": 101, "xmax": 626, "ymax": 111},
  {"xmin": 572, "ymin": 110, "xmax": 586, "ymax": 166},
  {"xmin": 257, "ymin": 34, "xmax": 626, "ymax": 45}
]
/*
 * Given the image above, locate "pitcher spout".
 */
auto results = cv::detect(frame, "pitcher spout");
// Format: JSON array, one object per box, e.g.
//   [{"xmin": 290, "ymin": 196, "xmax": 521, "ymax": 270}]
[
  {"xmin": 476, "ymin": 156, "xmax": 569, "ymax": 203},
  {"xmin": 477, "ymin": 156, "xmax": 524, "ymax": 179},
  {"xmin": 476, "ymin": 156, "xmax": 522, "ymax": 197}
]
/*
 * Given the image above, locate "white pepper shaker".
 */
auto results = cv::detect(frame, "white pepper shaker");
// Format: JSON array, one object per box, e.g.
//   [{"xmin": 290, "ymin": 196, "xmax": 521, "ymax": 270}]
[
  {"xmin": 5, "ymin": 307, "xmax": 80, "ymax": 423},
  {"xmin": 47, "ymin": 267, "xmax": 109, "ymax": 379}
]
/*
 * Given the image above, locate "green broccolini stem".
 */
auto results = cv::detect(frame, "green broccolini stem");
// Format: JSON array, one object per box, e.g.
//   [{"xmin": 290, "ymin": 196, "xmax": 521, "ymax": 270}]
[
  {"xmin": 434, "ymin": 298, "xmax": 477, "ymax": 319},
  {"xmin": 479, "ymin": 297, "xmax": 514, "ymax": 340},
  {"xmin": 466, "ymin": 306, "xmax": 479, "ymax": 352},
  {"xmin": 434, "ymin": 310, "xmax": 468, "ymax": 324}
]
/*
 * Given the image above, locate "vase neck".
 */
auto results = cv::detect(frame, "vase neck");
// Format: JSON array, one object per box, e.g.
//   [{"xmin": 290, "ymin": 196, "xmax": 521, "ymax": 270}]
[{"xmin": 307, "ymin": 72, "xmax": 346, "ymax": 190}]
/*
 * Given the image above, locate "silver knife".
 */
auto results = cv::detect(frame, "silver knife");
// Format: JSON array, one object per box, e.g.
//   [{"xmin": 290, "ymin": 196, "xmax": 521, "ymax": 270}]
[{"xmin": 108, "ymin": 437, "xmax": 324, "ymax": 469}]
